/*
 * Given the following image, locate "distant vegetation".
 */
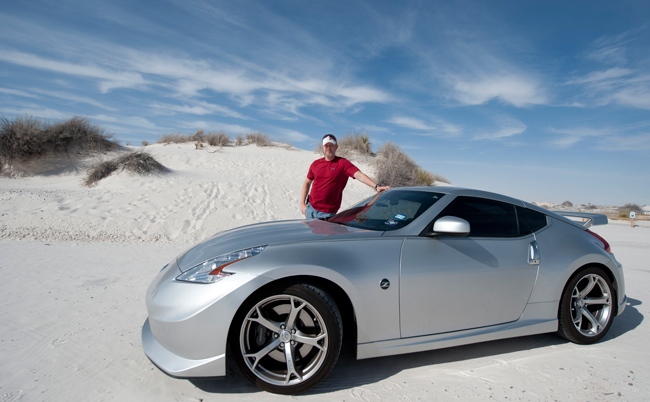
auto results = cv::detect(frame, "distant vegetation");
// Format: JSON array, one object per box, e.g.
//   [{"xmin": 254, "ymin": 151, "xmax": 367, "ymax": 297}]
[
  {"xmin": 619, "ymin": 203, "xmax": 642, "ymax": 213},
  {"xmin": 314, "ymin": 130, "xmax": 449, "ymax": 188},
  {"xmin": 84, "ymin": 151, "xmax": 168, "ymax": 187},
  {"xmin": 157, "ymin": 129, "xmax": 277, "ymax": 147},
  {"xmin": 0, "ymin": 115, "xmax": 120, "ymax": 172},
  {"xmin": 373, "ymin": 141, "xmax": 449, "ymax": 188}
]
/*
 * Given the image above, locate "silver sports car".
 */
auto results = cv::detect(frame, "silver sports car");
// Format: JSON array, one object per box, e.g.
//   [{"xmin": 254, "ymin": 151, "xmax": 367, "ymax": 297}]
[{"xmin": 142, "ymin": 187, "xmax": 626, "ymax": 394}]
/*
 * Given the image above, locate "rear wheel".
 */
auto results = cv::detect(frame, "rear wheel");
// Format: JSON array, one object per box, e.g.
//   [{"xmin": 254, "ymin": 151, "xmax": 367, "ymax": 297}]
[
  {"xmin": 558, "ymin": 267, "xmax": 615, "ymax": 344},
  {"xmin": 230, "ymin": 283, "xmax": 342, "ymax": 394}
]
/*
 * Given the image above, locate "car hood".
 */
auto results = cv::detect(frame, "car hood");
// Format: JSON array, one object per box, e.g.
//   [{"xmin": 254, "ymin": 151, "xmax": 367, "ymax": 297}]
[{"xmin": 176, "ymin": 219, "xmax": 382, "ymax": 271}]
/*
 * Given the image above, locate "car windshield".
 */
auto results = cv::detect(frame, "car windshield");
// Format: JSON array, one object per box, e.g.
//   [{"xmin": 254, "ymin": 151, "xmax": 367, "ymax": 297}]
[{"xmin": 328, "ymin": 190, "xmax": 445, "ymax": 231}]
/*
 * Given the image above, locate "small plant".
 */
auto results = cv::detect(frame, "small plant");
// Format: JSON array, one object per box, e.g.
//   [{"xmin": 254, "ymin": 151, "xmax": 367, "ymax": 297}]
[
  {"xmin": 235, "ymin": 134, "xmax": 244, "ymax": 146},
  {"xmin": 195, "ymin": 141, "xmax": 203, "ymax": 149},
  {"xmin": 415, "ymin": 168, "xmax": 435, "ymax": 186},
  {"xmin": 157, "ymin": 132, "xmax": 187, "ymax": 144},
  {"xmin": 84, "ymin": 151, "xmax": 168, "ymax": 187},
  {"xmin": 562, "ymin": 201, "xmax": 573, "ymax": 207},
  {"xmin": 142, "ymin": 140, "xmax": 149, "ymax": 147},
  {"xmin": 246, "ymin": 131, "xmax": 272, "ymax": 147},
  {"xmin": 338, "ymin": 129, "xmax": 372, "ymax": 156},
  {"xmin": 205, "ymin": 131, "xmax": 231, "ymax": 147}
]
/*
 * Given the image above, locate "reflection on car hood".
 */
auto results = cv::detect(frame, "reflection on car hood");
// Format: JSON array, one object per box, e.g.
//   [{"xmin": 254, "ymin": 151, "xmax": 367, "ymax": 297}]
[{"xmin": 177, "ymin": 219, "xmax": 381, "ymax": 271}]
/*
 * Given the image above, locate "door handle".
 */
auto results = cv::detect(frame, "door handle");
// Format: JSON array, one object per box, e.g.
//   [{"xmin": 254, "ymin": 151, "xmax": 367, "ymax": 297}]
[{"xmin": 528, "ymin": 241, "xmax": 540, "ymax": 265}]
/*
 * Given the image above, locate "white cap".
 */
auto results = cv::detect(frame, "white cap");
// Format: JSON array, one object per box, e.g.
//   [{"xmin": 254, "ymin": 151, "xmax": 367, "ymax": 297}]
[{"xmin": 322, "ymin": 135, "xmax": 337, "ymax": 146}]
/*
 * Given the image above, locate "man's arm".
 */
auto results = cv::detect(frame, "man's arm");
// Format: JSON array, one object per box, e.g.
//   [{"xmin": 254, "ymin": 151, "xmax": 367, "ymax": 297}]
[
  {"xmin": 300, "ymin": 178, "xmax": 313, "ymax": 216},
  {"xmin": 353, "ymin": 171, "xmax": 390, "ymax": 192}
]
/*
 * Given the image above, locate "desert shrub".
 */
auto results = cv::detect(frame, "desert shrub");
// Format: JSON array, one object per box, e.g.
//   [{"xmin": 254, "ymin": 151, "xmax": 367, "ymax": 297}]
[
  {"xmin": 562, "ymin": 200, "xmax": 573, "ymax": 207},
  {"xmin": 205, "ymin": 131, "xmax": 231, "ymax": 147},
  {"xmin": 157, "ymin": 132, "xmax": 188, "ymax": 144},
  {"xmin": 415, "ymin": 168, "xmax": 435, "ymax": 186},
  {"xmin": 246, "ymin": 131, "xmax": 272, "ymax": 147},
  {"xmin": 430, "ymin": 172, "xmax": 450, "ymax": 184},
  {"xmin": 583, "ymin": 204, "xmax": 598, "ymax": 210},
  {"xmin": 84, "ymin": 160, "xmax": 119, "ymax": 187},
  {"xmin": 235, "ymin": 134, "xmax": 244, "ymax": 146},
  {"xmin": 373, "ymin": 142, "xmax": 421, "ymax": 188},
  {"xmin": 338, "ymin": 130, "xmax": 372, "ymax": 156},
  {"xmin": 619, "ymin": 203, "xmax": 642, "ymax": 213},
  {"xmin": 188, "ymin": 128, "xmax": 205, "ymax": 143},
  {"xmin": 84, "ymin": 151, "xmax": 168, "ymax": 187},
  {"xmin": 0, "ymin": 115, "xmax": 119, "ymax": 166}
]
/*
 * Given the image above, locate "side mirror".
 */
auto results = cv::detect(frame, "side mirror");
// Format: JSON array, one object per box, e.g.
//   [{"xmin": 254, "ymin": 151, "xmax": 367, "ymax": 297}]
[{"xmin": 432, "ymin": 216, "xmax": 470, "ymax": 237}]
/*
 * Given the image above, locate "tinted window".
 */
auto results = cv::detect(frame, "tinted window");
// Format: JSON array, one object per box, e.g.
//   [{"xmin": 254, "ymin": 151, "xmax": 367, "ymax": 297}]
[
  {"xmin": 438, "ymin": 197, "xmax": 518, "ymax": 237},
  {"xmin": 329, "ymin": 190, "xmax": 445, "ymax": 231},
  {"xmin": 516, "ymin": 206, "xmax": 547, "ymax": 235}
]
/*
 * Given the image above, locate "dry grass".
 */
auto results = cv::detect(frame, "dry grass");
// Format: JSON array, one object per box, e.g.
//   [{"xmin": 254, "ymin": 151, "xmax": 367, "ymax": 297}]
[
  {"xmin": 373, "ymin": 142, "xmax": 421, "ymax": 188},
  {"xmin": 338, "ymin": 130, "xmax": 372, "ymax": 156},
  {"xmin": 84, "ymin": 151, "xmax": 168, "ymax": 187},
  {"xmin": 0, "ymin": 115, "xmax": 120, "ymax": 167},
  {"xmin": 246, "ymin": 131, "xmax": 273, "ymax": 147},
  {"xmin": 157, "ymin": 132, "xmax": 188, "ymax": 144},
  {"xmin": 235, "ymin": 134, "xmax": 244, "ymax": 146},
  {"xmin": 205, "ymin": 131, "xmax": 231, "ymax": 147}
]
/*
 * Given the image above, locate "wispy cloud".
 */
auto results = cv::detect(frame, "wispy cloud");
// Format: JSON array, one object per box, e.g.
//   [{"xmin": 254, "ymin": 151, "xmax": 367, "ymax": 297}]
[
  {"xmin": 0, "ymin": 87, "xmax": 38, "ymax": 98},
  {"xmin": 0, "ymin": 50, "xmax": 147, "ymax": 92},
  {"xmin": 386, "ymin": 116, "xmax": 462, "ymax": 136},
  {"xmin": 473, "ymin": 116, "xmax": 527, "ymax": 140},
  {"xmin": 569, "ymin": 29, "xmax": 650, "ymax": 110},
  {"xmin": 149, "ymin": 101, "xmax": 248, "ymax": 119}
]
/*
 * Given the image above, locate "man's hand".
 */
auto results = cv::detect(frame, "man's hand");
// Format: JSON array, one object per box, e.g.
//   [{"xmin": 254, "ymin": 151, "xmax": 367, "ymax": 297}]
[
  {"xmin": 300, "ymin": 203, "xmax": 307, "ymax": 217},
  {"xmin": 376, "ymin": 185, "xmax": 390, "ymax": 193}
]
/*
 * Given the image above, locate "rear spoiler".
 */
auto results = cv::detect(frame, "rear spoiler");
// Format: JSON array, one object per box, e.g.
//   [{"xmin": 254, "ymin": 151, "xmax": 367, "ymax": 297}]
[{"xmin": 555, "ymin": 212, "xmax": 608, "ymax": 229}]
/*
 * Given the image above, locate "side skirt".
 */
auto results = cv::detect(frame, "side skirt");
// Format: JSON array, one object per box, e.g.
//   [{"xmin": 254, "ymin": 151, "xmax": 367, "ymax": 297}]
[{"xmin": 357, "ymin": 302, "xmax": 558, "ymax": 359}]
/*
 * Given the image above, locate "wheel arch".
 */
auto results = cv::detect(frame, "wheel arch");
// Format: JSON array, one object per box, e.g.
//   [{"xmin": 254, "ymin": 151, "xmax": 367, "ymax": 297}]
[
  {"xmin": 228, "ymin": 275, "xmax": 358, "ymax": 355},
  {"xmin": 558, "ymin": 262, "xmax": 619, "ymax": 317}
]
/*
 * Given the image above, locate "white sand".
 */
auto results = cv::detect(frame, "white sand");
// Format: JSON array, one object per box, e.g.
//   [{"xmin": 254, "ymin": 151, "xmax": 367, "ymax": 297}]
[{"xmin": 1, "ymin": 144, "xmax": 648, "ymax": 401}]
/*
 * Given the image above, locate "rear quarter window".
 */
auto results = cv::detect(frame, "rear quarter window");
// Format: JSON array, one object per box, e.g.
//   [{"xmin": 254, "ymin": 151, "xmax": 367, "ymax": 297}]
[{"xmin": 516, "ymin": 206, "xmax": 548, "ymax": 235}]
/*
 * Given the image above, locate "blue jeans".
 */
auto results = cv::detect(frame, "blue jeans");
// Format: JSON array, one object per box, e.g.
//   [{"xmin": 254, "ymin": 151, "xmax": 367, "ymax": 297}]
[{"xmin": 305, "ymin": 203, "xmax": 336, "ymax": 219}]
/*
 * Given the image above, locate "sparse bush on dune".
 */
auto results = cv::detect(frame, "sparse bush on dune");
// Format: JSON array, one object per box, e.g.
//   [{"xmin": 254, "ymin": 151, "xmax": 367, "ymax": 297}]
[
  {"xmin": 246, "ymin": 131, "xmax": 273, "ymax": 147},
  {"xmin": 235, "ymin": 134, "xmax": 244, "ymax": 146},
  {"xmin": 619, "ymin": 203, "xmax": 642, "ymax": 213},
  {"xmin": 205, "ymin": 131, "xmax": 231, "ymax": 147},
  {"xmin": 0, "ymin": 115, "xmax": 120, "ymax": 169},
  {"xmin": 84, "ymin": 151, "xmax": 168, "ymax": 187},
  {"xmin": 374, "ymin": 142, "xmax": 420, "ymax": 188},
  {"xmin": 373, "ymin": 142, "xmax": 448, "ymax": 188},
  {"xmin": 338, "ymin": 130, "xmax": 372, "ymax": 156},
  {"xmin": 157, "ymin": 132, "xmax": 188, "ymax": 144}
]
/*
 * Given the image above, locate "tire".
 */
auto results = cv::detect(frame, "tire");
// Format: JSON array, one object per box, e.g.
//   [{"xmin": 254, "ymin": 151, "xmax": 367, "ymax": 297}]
[
  {"xmin": 558, "ymin": 266, "xmax": 615, "ymax": 344},
  {"xmin": 230, "ymin": 283, "xmax": 342, "ymax": 394}
]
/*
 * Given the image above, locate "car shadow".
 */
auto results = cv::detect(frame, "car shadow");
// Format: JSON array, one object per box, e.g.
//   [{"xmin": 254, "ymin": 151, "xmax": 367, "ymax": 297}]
[{"xmin": 189, "ymin": 297, "xmax": 643, "ymax": 395}]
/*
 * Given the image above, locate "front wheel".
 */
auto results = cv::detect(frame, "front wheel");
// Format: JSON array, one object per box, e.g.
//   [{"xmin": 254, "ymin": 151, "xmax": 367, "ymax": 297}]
[
  {"xmin": 558, "ymin": 266, "xmax": 615, "ymax": 344},
  {"xmin": 230, "ymin": 283, "xmax": 342, "ymax": 394}
]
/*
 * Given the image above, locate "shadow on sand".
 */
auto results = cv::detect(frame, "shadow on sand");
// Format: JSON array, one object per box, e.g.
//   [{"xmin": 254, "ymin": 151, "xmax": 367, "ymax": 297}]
[{"xmin": 189, "ymin": 297, "xmax": 643, "ymax": 395}]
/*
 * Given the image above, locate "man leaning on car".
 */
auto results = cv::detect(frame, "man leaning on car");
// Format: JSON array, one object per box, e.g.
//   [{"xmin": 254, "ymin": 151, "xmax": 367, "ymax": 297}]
[{"xmin": 300, "ymin": 134, "xmax": 390, "ymax": 219}]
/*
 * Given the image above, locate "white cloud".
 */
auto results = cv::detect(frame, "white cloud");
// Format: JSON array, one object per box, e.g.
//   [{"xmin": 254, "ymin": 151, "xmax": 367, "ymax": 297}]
[
  {"xmin": 0, "ymin": 87, "xmax": 38, "ymax": 98},
  {"xmin": 28, "ymin": 89, "xmax": 116, "ymax": 110},
  {"xmin": 91, "ymin": 114, "xmax": 157, "ymax": 129},
  {"xmin": 0, "ymin": 50, "xmax": 146, "ymax": 92},
  {"xmin": 474, "ymin": 117, "xmax": 527, "ymax": 140},
  {"xmin": 450, "ymin": 74, "xmax": 547, "ymax": 107},
  {"xmin": 148, "ymin": 101, "xmax": 248, "ymax": 119}
]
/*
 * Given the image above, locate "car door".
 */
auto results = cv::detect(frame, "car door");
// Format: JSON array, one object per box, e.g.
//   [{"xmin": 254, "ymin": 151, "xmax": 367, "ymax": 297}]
[{"xmin": 399, "ymin": 197, "xmax": 540, "ymax": 338}]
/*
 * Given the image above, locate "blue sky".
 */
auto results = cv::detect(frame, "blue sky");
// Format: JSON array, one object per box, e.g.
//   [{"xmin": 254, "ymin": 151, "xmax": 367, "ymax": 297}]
[{"xmin": 1, "ymin": 0, "xmax": 648, "ymax": 206}]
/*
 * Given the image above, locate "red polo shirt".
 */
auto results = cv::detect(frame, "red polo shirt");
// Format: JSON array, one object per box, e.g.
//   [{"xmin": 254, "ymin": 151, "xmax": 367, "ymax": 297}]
[{"xmin": 307, "ymin": 156, "xmax": 359, "ymax": 213}]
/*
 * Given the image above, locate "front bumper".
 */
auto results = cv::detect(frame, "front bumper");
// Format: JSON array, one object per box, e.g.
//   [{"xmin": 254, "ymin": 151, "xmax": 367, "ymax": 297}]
[{"xmin": 142, "ymin": 318, "xmax": 226, "ymax": 377}]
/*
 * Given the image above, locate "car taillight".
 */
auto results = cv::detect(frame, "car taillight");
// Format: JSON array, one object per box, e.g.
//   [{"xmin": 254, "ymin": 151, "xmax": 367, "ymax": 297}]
[{"xmin": 587, "ymin": 230, "xmax": 611, "ymax": 253}]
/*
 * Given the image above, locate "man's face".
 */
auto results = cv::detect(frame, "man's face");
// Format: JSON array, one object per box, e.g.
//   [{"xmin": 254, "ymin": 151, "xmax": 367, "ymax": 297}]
[{"xmin": 322, "ymin": 142, "xmax": 337, "ymax": 158}]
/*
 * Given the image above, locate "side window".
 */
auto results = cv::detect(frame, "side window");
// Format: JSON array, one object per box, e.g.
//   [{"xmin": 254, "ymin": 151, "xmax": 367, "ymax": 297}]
[
  {"xmin": 440, "ymin": 197, "xmax": 518, "ymax": 237},
  {"xmin": 516, "ymin": 206, "xmax": 547, "ymax": 235}
]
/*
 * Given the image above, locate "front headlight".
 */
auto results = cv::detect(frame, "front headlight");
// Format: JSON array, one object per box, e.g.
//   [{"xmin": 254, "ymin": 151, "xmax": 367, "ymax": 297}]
[{"xmin": 175, "ymin": 246, "xmax": 266, "ymax": 284}]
